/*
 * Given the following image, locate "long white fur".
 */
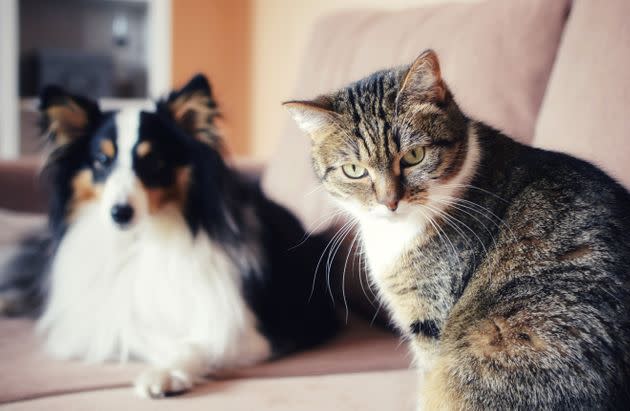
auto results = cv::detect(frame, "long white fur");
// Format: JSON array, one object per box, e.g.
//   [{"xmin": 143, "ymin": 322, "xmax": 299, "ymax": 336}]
[{"xmin": 38, "ymin": 109, "xmax": 271, "ymax": 398}]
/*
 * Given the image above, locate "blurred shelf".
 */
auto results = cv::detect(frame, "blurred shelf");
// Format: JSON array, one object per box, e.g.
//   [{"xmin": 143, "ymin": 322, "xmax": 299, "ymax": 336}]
[{"xmin": 20, "ymin": 97, "xmax": 153, "ymax": 112}]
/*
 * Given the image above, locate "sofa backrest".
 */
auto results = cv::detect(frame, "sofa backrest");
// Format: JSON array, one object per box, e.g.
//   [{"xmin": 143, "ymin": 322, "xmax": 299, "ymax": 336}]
[{"xmin": 263, "ymin": 0, "xmax": 572, "ymax": 232}]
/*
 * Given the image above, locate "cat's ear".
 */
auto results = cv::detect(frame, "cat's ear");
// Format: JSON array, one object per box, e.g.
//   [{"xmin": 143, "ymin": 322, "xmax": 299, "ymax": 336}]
[
  {"xmin": 283, "ymin": 97, "xmax": 340, "ymax": 142},
  {"xmin": 397, "ymin": 49, "xmax": 447, "ymax": 108},
  {"xmin": 167, "ymin": 73, "xmax": 221, "ymax": 146},
  {"xmin": 39, "ymin": 86, "xmax": 101, "ymax": 146}
]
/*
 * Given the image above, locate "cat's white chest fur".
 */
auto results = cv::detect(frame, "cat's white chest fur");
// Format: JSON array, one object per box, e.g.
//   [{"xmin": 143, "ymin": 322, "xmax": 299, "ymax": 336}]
[
  {"xmin": 358, "ymin": 208, "xmax": 427, "ymax": 278},
  {"xmin": 38, "ymin": 203, "xmax": 270, "ymax": 369}
]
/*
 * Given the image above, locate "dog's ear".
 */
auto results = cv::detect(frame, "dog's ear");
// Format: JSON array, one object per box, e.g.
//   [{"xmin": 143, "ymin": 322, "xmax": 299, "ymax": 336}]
[
  {"xmin": 167, "ymin": 74, "xmax": 221, "ymax": 146},
  {"xmin": 39, "ymin": 86, "xmax": 101, "ymax": 146}
]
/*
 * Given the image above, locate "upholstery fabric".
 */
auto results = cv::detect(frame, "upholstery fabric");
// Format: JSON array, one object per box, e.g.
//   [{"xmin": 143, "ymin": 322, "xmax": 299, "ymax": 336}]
[
  {"xmin": 533, "ymin": 0, "xmax": 630, "ymax": 189},
  {"xmin": 262, "ymin": 0, "xmax": 571, "ymax": 232}
]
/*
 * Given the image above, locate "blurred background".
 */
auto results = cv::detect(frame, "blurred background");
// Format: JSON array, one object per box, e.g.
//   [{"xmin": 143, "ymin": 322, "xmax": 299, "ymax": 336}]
[{"xmin": 0, "ymin": 0, "xmax": 475, "ymax": 161}]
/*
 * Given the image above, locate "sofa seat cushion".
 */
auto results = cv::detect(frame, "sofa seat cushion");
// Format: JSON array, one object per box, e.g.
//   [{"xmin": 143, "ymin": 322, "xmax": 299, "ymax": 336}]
[
  {"xmin": 2, "ymin": 369, "xmax": 416, "ymax": 411},
  {"xmin": 0, "ymin": 318, "xmax": 409, "ymax": 404}
]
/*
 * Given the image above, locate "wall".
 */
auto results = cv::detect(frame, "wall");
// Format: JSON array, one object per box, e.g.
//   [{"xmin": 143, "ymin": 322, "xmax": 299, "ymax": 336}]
[
  {"xmin": 250, "ymin": 0, "xmax": 478, "ymax": 160},
  {"xmin": 172, "ymin": 0, "xmax": 251, "ymax": 155}
]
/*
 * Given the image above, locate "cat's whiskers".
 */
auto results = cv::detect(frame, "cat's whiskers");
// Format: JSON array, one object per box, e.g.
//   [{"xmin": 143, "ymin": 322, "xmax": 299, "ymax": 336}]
[
  {"xmin": 352, "ymin": 237, "xmax": 378, "ymax": 307},
  {"xmin": 310, "ymin": 217, "xmax": 356, "ymax": 302},
  {"xmin": 416, "ymin": 206, "xmax": 463, "ymax": 272},
  {"xmin": 316, "ymin": 218, "xmax": 358, "ymax": 304},
  {"xmin": 433, "ymin": 195, "xmax": 518, "ymax": 243},
  {"xmin": 325, "ymin": 218, "xmax": 357, "ymax": 278},
  {"xmin": 424, "ymin": 201, "xmax": 486, "ymax": 246},
  {"xmin": 430, "ymin": 197, "xmax": 499, "ymax": 249},
  {"xmin": 341, "ymin": 229, "xmax": 362, "ymax": 323},
  {"xmin": 422, "ymin": 202, "xmax": 485, "ymax": 255},
  {"xmin": 303, "ymin": 184, "xmax": 325, "ymax": 198},
  {"xmin": 290, "ymin": 208, "xmax": 347, "ymax": 251},
  {"xmin": 439, "ymin": 183, "xmax": 510, "ymax": 204}
]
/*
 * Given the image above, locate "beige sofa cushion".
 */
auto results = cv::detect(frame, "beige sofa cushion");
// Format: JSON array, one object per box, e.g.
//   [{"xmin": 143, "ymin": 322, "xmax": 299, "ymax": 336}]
[
  {"xmin": 0, "ymin": 318, "xmax": 409, "ymax": 404},
  {"xmin": 2, "ymin": 369, "xmax": 416, "ymax": 411},
  {"xmin": 533, "ymin": 0, "xmax": 630, "ymax": 189},
  {"xmin": 262, "ymin": 0, "xmax": 571, "ymax": 232}
]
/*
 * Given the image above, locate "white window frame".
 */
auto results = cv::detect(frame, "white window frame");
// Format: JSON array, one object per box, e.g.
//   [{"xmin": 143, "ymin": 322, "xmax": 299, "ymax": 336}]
[{"xmin": 0, "ymin": 0, "xmax": 171, "ymax": 159}]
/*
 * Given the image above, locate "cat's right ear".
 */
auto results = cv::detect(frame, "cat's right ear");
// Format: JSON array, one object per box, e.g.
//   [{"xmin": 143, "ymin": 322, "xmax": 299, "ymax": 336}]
[
  {"xmin": 39, "ymin": 86, "xmax": 101, "ymax": 146},
  {"xmin": 397, "ymin": 49, "xmax": 447, "ymax": 109},
  {"xmin": 283, "ymin": 97, "xmax": 340, "ymax": 142}
]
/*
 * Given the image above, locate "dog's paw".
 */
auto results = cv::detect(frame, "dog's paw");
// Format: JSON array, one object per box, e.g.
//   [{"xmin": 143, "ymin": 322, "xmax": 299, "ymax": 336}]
[
  {"xmin": 134, "ymin": 368, "xmax": 194, "ymax": 399},
  {"xmin": 0, "ymin": 292, "xmax": 17, "ymax": 316}
]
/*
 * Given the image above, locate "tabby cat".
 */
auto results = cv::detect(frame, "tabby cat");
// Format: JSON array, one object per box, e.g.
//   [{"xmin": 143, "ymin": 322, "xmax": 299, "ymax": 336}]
[{"xmin": 285, "ymin": 50, "xmax": 630, "ymax": 410}]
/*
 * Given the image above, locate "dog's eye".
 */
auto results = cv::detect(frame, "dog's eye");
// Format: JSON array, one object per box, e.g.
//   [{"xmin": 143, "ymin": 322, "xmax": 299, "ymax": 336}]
[
  {"xmin": 94, "ymin": 153, "xmax": 111, "ymax": 169},
  {"xmin": 142, "ymin": 153, "xmax": 166, "ymax": 174}
]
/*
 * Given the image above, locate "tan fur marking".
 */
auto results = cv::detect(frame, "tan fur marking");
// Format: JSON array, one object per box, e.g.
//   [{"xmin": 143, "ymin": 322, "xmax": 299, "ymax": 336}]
[
  {"xmin": 100, "ymin": 139, "xmax": 115, "ymax": 158},
  {"xmin": 69, "ymin": 169, "xmax": 101, "ymax": 219},
  {"xmin": 558, "ymin": 244, "xmax": 592, "ymax": 261},
  {"xmin": 46, "ymin": 100, "xmax": 89, "ymax": 144},
  {"xmin": 421, "ymin": 356, "xmax": 464, "ymax": 411},
  {"xmin": 170, "ymin": 92, "xmax": 220, "ymax": 145},
  {"xmin": 136, "ymin": 141, "xmax": 151, "ymax": 158},
  {"xmin": 145, "ymin": 166, "xmax": 191, "ymax": 214},
  {"xmin": 467, "ymin": 318, "xmax": 547, "ymax": 360}
]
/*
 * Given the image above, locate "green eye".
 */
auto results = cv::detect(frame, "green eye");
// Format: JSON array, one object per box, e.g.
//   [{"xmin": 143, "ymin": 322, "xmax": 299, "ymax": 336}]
[
  {"xmin": 341, "ymin": 164, "xmax": 368, "ymax": 179},
  {"xmin": 401, "ymin": 146, "xmax": 426, "ymax": 167}
]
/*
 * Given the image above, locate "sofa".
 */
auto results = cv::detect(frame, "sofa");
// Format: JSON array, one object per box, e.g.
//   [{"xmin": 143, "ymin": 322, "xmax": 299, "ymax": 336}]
[{"xmin": 1, "ymin": 0, "xmax": 629, "ymax": 409}]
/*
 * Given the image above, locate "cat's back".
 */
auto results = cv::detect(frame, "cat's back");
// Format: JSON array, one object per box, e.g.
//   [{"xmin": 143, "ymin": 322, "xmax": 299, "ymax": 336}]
[
  {"xmin": 442, "ymin": 128, "xmax": 630, "ymax": 409},
  {"xmin": 477, "ymin": 125, "xmax": 630, "ymax": 238}
]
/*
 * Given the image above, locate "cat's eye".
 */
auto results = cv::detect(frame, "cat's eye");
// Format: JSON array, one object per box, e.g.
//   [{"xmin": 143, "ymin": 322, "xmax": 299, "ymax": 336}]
[
  {"xmin": 341, "ymin": 164, "xmax": 368, "ymax": 179},
  {"xmin": 401, "ymin": 147, "xmax": 426, "ymax": 167}
]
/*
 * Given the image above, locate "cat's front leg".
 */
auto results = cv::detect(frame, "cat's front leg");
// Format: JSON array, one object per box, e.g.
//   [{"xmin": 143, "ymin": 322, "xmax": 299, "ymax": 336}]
[{"xmin": 134, "ymin": 344, "xmax": 208, "ymax": 398}]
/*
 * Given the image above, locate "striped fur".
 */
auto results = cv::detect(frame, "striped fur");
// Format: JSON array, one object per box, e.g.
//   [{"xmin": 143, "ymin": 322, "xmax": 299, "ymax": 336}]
[{"xmin": 287, "ymin": 50, "xmax": 630, "ymax": 410}]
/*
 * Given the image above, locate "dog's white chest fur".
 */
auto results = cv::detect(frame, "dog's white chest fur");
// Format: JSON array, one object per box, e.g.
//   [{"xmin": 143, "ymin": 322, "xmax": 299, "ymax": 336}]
[{"xmin": 38, "ymin": 203, "xmax": 270, "ymax": 369}]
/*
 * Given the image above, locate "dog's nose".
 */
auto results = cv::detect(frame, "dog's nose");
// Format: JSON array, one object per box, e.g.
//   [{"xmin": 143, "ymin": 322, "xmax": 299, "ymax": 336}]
[{"xmin": 111, "ymin": 204, "xmax": 134, "ymax": 226}]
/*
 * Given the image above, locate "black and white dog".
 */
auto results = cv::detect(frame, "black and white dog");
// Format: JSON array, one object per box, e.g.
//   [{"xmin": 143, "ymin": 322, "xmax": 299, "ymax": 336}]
[{"xmin": 0, "ymin": 75, "xmax": 337, "ymax": 398}]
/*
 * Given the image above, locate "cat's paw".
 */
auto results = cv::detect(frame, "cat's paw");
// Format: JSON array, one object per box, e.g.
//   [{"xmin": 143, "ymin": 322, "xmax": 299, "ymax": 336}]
[{"xmin": 134, "ymin": 368, "xmax": 194, "ymax": 399}]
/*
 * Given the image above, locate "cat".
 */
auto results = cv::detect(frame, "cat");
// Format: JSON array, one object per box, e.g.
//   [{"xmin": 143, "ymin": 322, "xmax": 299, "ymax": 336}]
[{"xmin": 285, "ymin": 50, "xmax": 630, "ymax": 410}]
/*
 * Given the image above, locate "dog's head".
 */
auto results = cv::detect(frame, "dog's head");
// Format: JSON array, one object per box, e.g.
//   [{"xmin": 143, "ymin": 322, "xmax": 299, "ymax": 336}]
[{"xmin": 40, "ymin": 74, "xmax": 223, "ymax": 232}]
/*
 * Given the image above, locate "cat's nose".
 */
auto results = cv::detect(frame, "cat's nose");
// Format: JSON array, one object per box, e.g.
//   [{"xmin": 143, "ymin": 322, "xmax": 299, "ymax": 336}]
[{"xmin": 385, "ymin": 200, "xmax": 399, "ymax": 211}]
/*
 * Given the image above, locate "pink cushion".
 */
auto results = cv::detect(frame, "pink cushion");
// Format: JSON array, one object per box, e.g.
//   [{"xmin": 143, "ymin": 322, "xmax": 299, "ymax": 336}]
[
  {"xmin": 0, "ymin": 318, "xmax": 408, "ymax": 404},
  {"xmin": 533, "ymin": 0, "xmax": 630, "ymax": 189},
  {"xmin": 262, "ymin": 0, "xmax": 571, "ymax": 231},
  {"xmin": 1, "ymin": 370, "xmax": 416, "ymax": 411}
]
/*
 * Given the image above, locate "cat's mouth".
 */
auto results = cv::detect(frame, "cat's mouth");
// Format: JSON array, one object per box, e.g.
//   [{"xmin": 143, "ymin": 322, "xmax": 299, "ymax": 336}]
[{"xmin": 370, "ymin": 202, "xmax": 412, "ymax": 220}]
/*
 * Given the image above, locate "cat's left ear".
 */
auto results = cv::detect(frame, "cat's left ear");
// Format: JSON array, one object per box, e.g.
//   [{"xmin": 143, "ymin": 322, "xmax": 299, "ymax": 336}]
[
  {"xmin": 283, "ymin": 96, "xmax": 340, "ymax": 142},
  {"xmin": 167, "ymin": 74, "xmax": 221, "ymax": 146},
  {"xmin": 397, "ymin": 49, "xmax": 447, "ymax": 109}
]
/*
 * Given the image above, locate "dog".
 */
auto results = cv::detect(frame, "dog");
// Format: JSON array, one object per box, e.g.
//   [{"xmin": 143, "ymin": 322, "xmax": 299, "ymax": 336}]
[{"xmin": 0, "ymin": 75, "xmax": 337, "ymax": 398}]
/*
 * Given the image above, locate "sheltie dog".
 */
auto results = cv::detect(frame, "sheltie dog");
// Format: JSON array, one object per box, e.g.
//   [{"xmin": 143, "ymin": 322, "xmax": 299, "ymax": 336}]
[{"xmin": 0, "ymin": 75, "xmax": 337, "ymax": 398}]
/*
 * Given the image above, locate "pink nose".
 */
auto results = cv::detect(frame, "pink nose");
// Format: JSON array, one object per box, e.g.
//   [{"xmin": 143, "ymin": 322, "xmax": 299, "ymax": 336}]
[{"xmin": 385, "ymin": 200, "xmax": 398, "ymax": 211}]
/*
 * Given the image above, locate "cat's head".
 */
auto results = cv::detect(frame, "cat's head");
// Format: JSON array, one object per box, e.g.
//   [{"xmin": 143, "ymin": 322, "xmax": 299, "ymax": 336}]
[{"xmin": 285, "ymin": 50, "xmax": 479, "ymax": 222}]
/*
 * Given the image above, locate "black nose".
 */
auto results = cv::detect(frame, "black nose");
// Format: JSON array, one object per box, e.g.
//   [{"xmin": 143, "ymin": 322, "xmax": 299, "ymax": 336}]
[{"xmin": 111, "ymin": 204, "xmax": 134, "ymax": 225}]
